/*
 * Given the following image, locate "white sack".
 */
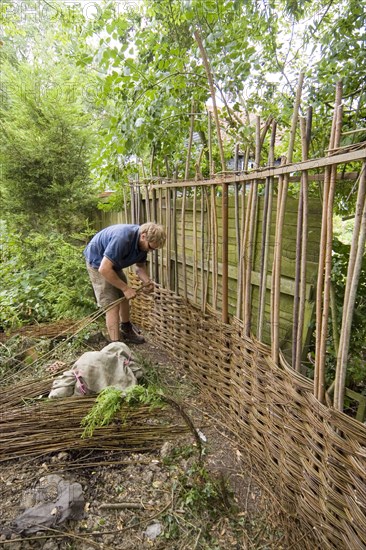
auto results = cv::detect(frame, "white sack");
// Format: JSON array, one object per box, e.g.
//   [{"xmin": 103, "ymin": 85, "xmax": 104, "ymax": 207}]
[{"xmin": 49, "ymin": 342, "xmax": 142, "ymax": 398}]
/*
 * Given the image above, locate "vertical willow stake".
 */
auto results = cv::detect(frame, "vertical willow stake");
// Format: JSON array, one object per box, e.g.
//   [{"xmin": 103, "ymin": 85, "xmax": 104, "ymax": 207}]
[
  {"xmin": 165, "ymin": 186, "xmax": 171, "ymax": 290},
  {"xmin": 211, "ymin": 186, "xmax": 218, "ymax": 309},
  {"xmin": 193, "ymin": 185, "xmax": 198, "ymax": 301},
  {"xmin": 202, "ymin": 188, "xmax": 213, "ymax": 312},
  {"xmin": 181, "ymin": 185, "xmax": 187, "ymax": 300},
  {"xmin": 240, "ymin": 185, "xmax": 252, "ymax": 322},
  {"xmin": 194, "ymin": 30, "xmax": 225, "ymax": 171},
  {"xmin": 334, "ymin": 163, "xmax": 366, "ymax": 411},
  {"xmin": 270, "ymin": 157, "xmax": 285, "ymax": 339},
  {"xmin": 208, "ymin": 110, "xmax": 213, "ymax": 176},
  {"xmin": 221, "ymin": 181, "xmax": 229, "ymax": 324},
  {"xmin": 130, "ymin": 182, "xmax": 135, "ymax": 224},
  {"xmin": 314, "ymin": 82, "xmax": 343, "ymax": 400},
  {"xmin": 136, "ymin": 179, "xmax": 141, "ymax": 224},
  {"xmin": 314, "ymin": 169, "xmax": 332, "ymax": 394},
  {"xmin": 180, "ymin": 102, "xmax": 195, "ymax": 300},
  {"xmin": 295, "ymin": 109, "xmax": 312, "ymax": 373},
  {"xmin": 201, "ymin": 187, "xmax": 205, "ymax": 309},
  {"xmin": 145, "ymin": 184, "xmax": 151, "ymax": 222},
  {"xmin": 157, "ymin": 180, "xmax": 164, "ymax": 287},
  {"xmin": 293, "ymin": 116, "xmax": 308, "ymax": 369},
  {"xmin": 203, "ymin": 188, "xmax": 212, "ymax": 312},
  {"xmin": 234, "ymin": 143, "xmax": 241, "ymax": 262},
  {"xmin": 122, "ymin": 183, "xmax": 128, "ymax": 223},
  {"xmin": 172, "ymin": 184, "xmax": 178, "ymax": 294},
  {"xmin": 152, "ymin": 187, "xmax": 159, "ymax": 283},
  {"xmin": 258, "ymin": 120, "xmax": 277, "ymax": 340},
  {"xmin": 236, "ymin": 152, "xmax": 248, "ymax": 319},
  {"xmin": 236, "ymin": 182, "xmax": 246, "ymax": 318},
  {"xmin": 194, "ymin": 29, "xmax": 228, "ymax": 322},
  {"xmin": 318, "ymin": 105, "xmax": 343, "ymax": 403},
  {"xmin": 144, "ymin": 181, "xmax": 152, "ymax": 282},
  {"xmin": 165, "ymin": 161, "xmax": 172, "ymax": 290},
  {"xmin": 318, "ymin": 103, "xmax": 343, "ymax": 403},
  {"xmin": 244, "ymin": 115, "xmax": 261, "ymax": 336},
  {"xmin": 272, "ymin": 71, "xmax": 304, "ymax": 364},
  {"xmin": 185, "ymin": 100, "xmax": 195, "ymax": 180},
  {"xmin": 150, "ymin": 148, "xmax": 159, "ymax": 283},
  {"xmin": 145, "ymin": 182, "xmax": 153, "ymax": 279}
]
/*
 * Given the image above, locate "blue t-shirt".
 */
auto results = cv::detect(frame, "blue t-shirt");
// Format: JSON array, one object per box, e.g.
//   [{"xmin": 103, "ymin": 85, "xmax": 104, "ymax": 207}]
[{"xmin": 84, "ymin": 224, "xmax": 147, "ymax": 271}]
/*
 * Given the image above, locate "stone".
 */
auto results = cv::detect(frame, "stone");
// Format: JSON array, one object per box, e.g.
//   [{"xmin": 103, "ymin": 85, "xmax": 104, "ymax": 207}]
[
  {"xmin": 42, "ymin": 539, "xmax": 59, "ymax": 550},
  {"xmin": 144, "ymin": 522, "xmax": 163, "ymax": 540},
  {"xmin": 160, "ymin": 441, "xmax": 174, "ymax": 459}
]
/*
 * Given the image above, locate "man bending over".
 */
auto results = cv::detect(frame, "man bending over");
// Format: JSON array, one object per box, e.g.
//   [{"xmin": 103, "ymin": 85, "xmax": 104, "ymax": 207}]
[{"xmin": 84, "ymin": 222, "xmax": 166, "ymax": 343}]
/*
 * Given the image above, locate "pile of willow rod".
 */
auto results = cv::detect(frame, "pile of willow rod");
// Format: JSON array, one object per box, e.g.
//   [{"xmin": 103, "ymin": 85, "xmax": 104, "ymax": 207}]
[{"xmin": 0, "ymin": 397, "xmax": 190, "ymax": 463}]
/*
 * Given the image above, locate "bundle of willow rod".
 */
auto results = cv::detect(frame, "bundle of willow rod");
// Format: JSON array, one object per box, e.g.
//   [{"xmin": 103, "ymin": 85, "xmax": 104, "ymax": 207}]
[
  {"xmin": 0, "ymin": 377, "xmax": 54, "ymax": 411},
  {"xmin": 0, "ymin": 397, "xmax": 190, "ymax": 463},
  {"xmin": 0, "ymin": 319, "xmax": 80, "ymax": 340}
]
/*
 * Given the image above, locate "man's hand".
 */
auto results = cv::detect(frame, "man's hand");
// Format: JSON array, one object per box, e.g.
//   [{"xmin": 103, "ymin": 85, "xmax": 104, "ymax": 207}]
[
  {"xmin": 123, "ymin": 286, "xmax": 137, "ymax": 300},
  {"xmin": 135, "ymin": 263, "xmax": 155, "ymax": 294},
  {"xmin": 142, "ymin": 281, "xmax": 155, "ymax": 294}
]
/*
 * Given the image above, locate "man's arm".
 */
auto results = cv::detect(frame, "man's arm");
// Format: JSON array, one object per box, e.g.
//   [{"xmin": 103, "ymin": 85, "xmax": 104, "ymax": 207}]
[{"xmin": 99, "ymin": 257, "xmax": 136, "ymax": 300}]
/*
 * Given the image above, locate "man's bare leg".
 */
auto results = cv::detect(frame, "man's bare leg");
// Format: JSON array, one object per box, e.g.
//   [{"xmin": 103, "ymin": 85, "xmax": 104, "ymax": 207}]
[
  {"xmin": 119, "ymin": 299, "xmax": 130, "ymax": 324},
  {"xmin": 106, "ymin": 305, "xmax": 120, "ymax": 341}
]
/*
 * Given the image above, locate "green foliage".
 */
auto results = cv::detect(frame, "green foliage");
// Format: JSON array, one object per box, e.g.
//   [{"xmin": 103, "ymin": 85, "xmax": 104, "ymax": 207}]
[
  {"xmin": 2, "ymin": 0, "xmax": 364, "ymax": 194},
  {"xmin": 81, "ymin": 387, "xmax": 123, "ymax": 438},
  {"xmin": 0, "ymin": 3, "xmax": 99, "ymax": 233},
  {"xmin": 162, "ymin": 460, "xmax": 234, "ymax": 544},
  {"xmin": 182, "ymin": 464, "xmax": 221, "ymax": 509},
  {"xmin": 3, "ymin": 0, "xmax": 364, "ymax": 197},
  {"xmin": 97, "ymin": 186, "xmax": 128, "ymax": 213},
  {"xmin": 64, "ymin": 0, "xmax": 365, "ymax": 192},
  {"xmin": 81, "ymin": 385, "xmax": 165, "ymax": 438},
  {"xmin": 0, "ymin": 226, "xmax": 96, "ymax": 328},
  {"xmin": 123, "ymin": 384, "xmax": 165, "ymax": 408},
  {"xmin": 0, "ymin": 60, "xmax": 97, "ymax": 232}
]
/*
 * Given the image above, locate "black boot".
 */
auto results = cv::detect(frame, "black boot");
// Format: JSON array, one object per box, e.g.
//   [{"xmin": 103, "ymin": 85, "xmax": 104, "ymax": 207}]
[{"xmin": 120, "ymin": 322, "xmax": 145, "ymax": 344}]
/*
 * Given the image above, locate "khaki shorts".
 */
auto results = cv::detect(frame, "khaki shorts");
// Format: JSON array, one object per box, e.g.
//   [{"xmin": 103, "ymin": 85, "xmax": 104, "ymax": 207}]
[{"xmin": 86, "ymin": 262, "xmax": 127, "ymax": 308}]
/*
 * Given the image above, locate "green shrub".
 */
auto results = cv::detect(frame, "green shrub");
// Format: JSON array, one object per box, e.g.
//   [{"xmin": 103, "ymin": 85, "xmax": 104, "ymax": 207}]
[{"xmin": 0, "ymin": 227, "xmax": 96, "ymax": 329}]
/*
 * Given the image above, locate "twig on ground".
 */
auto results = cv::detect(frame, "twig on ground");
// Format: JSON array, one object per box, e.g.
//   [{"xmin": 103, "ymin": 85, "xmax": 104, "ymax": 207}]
[
  {"xmin": 99, "ymin": 502, "xmax": 145, "ymax": 510},
  {"xmin": 244, "ymin": 465, "xmax": 253, "ymax": 513},
  {"xmin": 192, "ymin": 527, "xmax": 202, "ymax": 549}
]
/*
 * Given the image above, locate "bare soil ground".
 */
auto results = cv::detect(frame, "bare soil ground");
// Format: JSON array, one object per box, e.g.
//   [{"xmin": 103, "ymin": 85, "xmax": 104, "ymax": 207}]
[{"xmin": 0, "ymin": 330, "xmax": 307, "ymax": 550}]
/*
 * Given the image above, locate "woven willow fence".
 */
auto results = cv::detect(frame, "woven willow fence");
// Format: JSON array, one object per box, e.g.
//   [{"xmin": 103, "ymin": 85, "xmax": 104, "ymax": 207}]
[
  {"xmin": 131, "ymin": 289, "xmax": 366, "ymax": 550},
  {"xmin": 96, "ymin": 82, "xmax": 366, "ymax": 548}
]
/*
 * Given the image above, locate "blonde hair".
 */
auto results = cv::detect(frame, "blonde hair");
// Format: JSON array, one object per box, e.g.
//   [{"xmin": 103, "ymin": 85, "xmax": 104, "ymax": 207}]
[{"xmin": 139, "ymin": 222, "xmax": 166, "ymax": 248}]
